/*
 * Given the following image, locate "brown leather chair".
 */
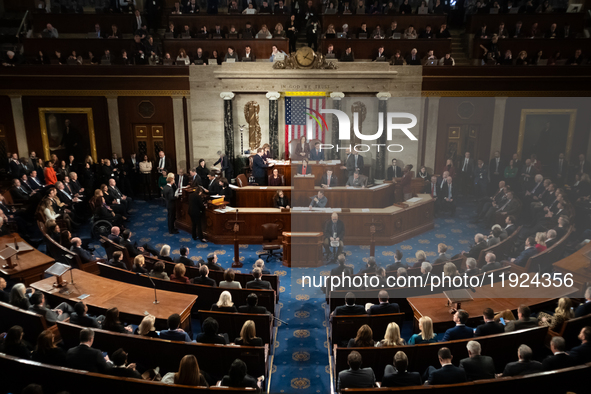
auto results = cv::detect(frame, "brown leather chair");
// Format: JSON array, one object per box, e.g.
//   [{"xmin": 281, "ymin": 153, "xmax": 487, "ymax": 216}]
[
  {"xmin": 268, "ymin": 174, "xmax": 285, "ymax": 186},
  {"xmin": 258, "ymin": 223, "xmax": 282, "ymax": 262},
  {"xmin": 236, "ymin": 174, "xmax": 249, "ymax": 187}
]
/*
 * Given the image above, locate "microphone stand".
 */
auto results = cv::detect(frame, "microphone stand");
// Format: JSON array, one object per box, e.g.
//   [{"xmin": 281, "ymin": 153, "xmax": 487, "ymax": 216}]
[
  {"xmin": 65, "ymin": 254, "xmax": 75, "ymax": 285},
  {"xmin": 147, "ymin": 275, "xmax": 159, "ymax": 304},
  {"xmin": 271, "ymin": 314, "xmax": 288, "ymax": 325}
]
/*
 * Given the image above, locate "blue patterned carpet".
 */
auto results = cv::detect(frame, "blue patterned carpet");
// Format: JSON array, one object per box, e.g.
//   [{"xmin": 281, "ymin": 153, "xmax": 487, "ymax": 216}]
[{"xmin": 91, "ymin": 199, "xmax": 489, "ymax": 394}]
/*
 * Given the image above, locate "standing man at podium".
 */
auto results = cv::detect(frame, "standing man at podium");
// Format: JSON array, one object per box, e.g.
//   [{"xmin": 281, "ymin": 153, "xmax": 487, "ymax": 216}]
[
  {"xmin": 163, "ymin": 176, "xmax": 179, "ymax": 234},
  {"xmin": 345, "ymin": 149, "xmax": 364, "ymax": 177},
  {"xmin": 324, "ymin": 212, "xmax": 345, "ymax": 257},
  {"xmin": 253, "ymin": 148, "xmax": 271, "ymax": 186}
]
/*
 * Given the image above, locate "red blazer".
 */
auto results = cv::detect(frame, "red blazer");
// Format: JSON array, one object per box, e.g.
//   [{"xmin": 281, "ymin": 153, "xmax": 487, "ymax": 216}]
[{"xmin": 44, "ymin": 167, "xmax": 57, "ymax": 185}]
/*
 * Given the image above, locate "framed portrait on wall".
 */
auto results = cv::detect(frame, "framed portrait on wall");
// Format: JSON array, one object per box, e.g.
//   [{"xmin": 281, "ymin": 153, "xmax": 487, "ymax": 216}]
[
  {"xmin": 517, "ymin": 109, "xmax": 576, "ymax": 165},
  {"xmin": 38, "ymin": 108, "xmax": 97, "ymax": 163}
]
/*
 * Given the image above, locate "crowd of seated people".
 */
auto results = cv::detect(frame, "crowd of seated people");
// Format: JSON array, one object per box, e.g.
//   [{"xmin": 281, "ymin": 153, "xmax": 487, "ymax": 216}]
[{"xmin": 322, "ymin": 21, "xmax": 451, "ymax": 39}]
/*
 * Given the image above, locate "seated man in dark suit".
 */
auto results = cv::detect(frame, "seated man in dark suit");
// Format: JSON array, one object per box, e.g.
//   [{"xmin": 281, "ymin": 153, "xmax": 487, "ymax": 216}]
[
  {"xmin": 320, "ymin": 169, "xmax": 338, "ymax": 188},
  {"xmin": 174, "ymin": 246, "xmax": 194, "ymax": 266},
  {"xmin": 29, "ymin": 292, "xmax": 74, "ymax": 324},
  {"xmin": 386, "ymin": 250, "xmax": 405, "ymax": 272},
  {"xmin": 382, "ymin": 351, "xmax": 422, "ymax": 387},
  {"xmin": 441, "ymin": 309, "xmax": 474, "ymax": 342},
  {"xmin": 475, "ymin": 307, "xmax": 504, "ymax": 337},
  {"xmin": 499, "ymin": 344, "xmax": 543, "ymax": 377},
  {"xmin": 205, "ymin": 252, "xmax": 224, "ymax": 272},
  {"xmin": 238, "ymin": 293, "xmax": 269, "ymax": 314},
  {"xmin": 108, "ymin": 226, "xmax": 122, "ymax": 244},
  {"xmin": 108, "ymin": 348, "xmax": 142, "ymax": 379},
  {"xmin": 337, "ymin": 351, "xmax": 376, "ymax": 391},
  {"xmin": 357, "ymin": 256, "xmax": 378, "ymax": 276},
  {"xmin": 309, "ymin": 141, "xmax": 325, "ymax": 161},
  {"xmin": 70, "ymin": 301, "xmax": 101, "ymax": 328},
  {"xmin": 462, "ymin": 233, "xmax": 488, "ymax": 260},
  {"xmin": 246, "ymin": 268, "xmax": 272, "ymax": 290},
  {"xmin": 543, "ymin": 336, "xmax": 576, "ymax": 371},
  {"xmin": 575, "ymin": 287, "xmax": 591, "ymax": 318},
  {"xmin": 459, "ymin": 340, "xmax": 496, "ymax": 381},
  {"xmin": 108, "ymin": 251, "xmax": 128, "ymax": 270},
  {"xmin": 324, "ymin": 212, "xmax": 345, "ymax": 256},
  {"xmin": 464, "ymin": 258, "xmax": 480, "ymax": 276},
  {"xmin": 424, "ymin": 347, "xmax": 467, "ymax": 385},
  {"xmin": 333, "ymin": 292, "xmax": 366, "ymax": 316},
  {"xmin": 480, "ymin": 252, "xmax": 502, "ymax": 273},
  {"xmin": 120, "ymin": 229, "xmax": 158, "ymax": 258},
  {"xmin": 9, "ymin": 179, "xmax": 31, "ymax": 203},
  {"xmin": 191, "ymin": 265, "xmax": 217, "ymax": 287},
  {"xmin": 159, "ymin": 313, "xmax": 192, "ymax": 342},
  {"xmin": 510, "ymin": 236, "xmax": 538, "ymax": 267},
  {"xmin": 70, "ymin": 237, "xmax": 95, "ymax": 265},
  {"xmin": 65, "ymin": 328, "xmax": 111, "ymax": 373},
  {"xmin": 544, "ymin": 229, "xmax": 558, "ymax": 249},
  {"xmin": 367, "ymin": 290, "xmax": 400, "ymax": 315},
  {"xmin": 505, "ymin": 304, "xmax": 538, "ymax": 332},
  {"xmin": 568, "ymin": 326, "xmax": 591, "ymax": 364},
  {"xmin": 195, "ymin": 317, "xmax": 228, "ymax": 344},
  {"xmin": 331, "ymin": 254, "xmax": 353, "ymax": 277}
]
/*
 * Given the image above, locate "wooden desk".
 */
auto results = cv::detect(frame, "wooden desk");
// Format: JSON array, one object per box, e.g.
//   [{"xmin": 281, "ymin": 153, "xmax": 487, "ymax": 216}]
[
  {"xmin": 0, "ymin": 234, "xmax": 54, "ymax": 286},
  {"xmin": 282, "ymin": 232, "xmax": 323, "ymax": 267},
  {"xmin": 162, "ymin": 38, "xmax": 288, "ymax": 60},
  {"xmin": 266, "ymin": 161, "xmax": 348, "ymax": 186},
  {"xmin": 195, "ymin": 194, "xmax": 434, "ymax": 244},
  {"xmin": 321, "ymin": 38, "xmax": 452, "ymax": 60},
  {"xmin": 408, "ymin": 273, "xmax": 578, "ymax": 332},
  {"xmin": 553, "ymin": 242, "xmax": 591, "ymax": 298},
  {"xmin": 30, "ymin": 270, "xmax": 197, "ymax": 331}
]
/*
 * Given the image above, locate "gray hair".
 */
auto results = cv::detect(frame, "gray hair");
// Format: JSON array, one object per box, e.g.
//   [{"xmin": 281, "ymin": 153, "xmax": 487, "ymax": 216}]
[
  {"xmin": 466, "ymin": 340, "xmax": 481, "ymax": 355},
  {"xmin": 466, "ymin": 258, "xmax": 477, "ymax": 270},
  {"xmin": 518, "ymin": 345, "xmax": 533, "ymax": 361},
  {"xmin": 475, "ymin": 233, "xmax": 484, "ymax": 242},
  {"xmin": 397, "ymin": 267, "xmax": 407, "ymax": 277},
  {"xmin": 421, "ymin": 261, "xmax": 432, "ymax": 272},
  {"xmin": 585, "ymin": 286, "xmax": 591, "ymax": 300}
]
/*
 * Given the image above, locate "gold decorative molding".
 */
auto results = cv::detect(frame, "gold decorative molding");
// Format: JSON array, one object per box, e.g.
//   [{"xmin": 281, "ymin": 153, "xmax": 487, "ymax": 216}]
[
  {"xmin": 38, "ymin": 107, "xmax": 97, "ymax": 163},
  {"xmin": 0, "ymin": 90, "xmax": 190, "ymax": 97},
  {"xmin": 517, "ymin": 109, "xmax": 577, "ymax": 160},
  {"xmin": 283, "ymin": 91, "xmax": 330, "ymax": 97},
  {"xmin": 422, "ymin": 91, "xmax": 590, "ymax": 97}
]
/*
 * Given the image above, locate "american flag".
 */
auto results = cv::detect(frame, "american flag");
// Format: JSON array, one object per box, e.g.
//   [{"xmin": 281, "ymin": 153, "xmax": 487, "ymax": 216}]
[{"xmin": 285, "ymin": 96, "xmax": 326, "ymax": 157}]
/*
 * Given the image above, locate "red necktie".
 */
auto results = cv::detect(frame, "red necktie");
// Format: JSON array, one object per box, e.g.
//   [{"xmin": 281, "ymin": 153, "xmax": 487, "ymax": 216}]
[{"xmin": 303, "ymin": 166, "xmax": 307, "ymax": 175}]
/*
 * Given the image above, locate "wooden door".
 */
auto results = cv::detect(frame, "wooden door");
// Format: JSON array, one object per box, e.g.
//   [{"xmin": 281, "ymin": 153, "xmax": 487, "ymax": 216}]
[
  {"xmin": 446, "ymin": 125, "xmax": 479, "ymax": 167},
  {"xmin": 133, "ymin": 124, "xmax": 166, "ymax": 162}
]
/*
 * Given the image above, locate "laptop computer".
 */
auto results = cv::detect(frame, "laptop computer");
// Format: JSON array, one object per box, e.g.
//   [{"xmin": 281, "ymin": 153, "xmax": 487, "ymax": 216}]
[
  {"xmin": 101, "ymin": 59, "xmax": 111, "ymax": 65},
  {"xmin": 213, "ymin": 34, "xmax": 223, "ymax": 39},
  {"xmin": 87, "ymin": 32, "xmax": 100, "ymax": 38},
  {"xmin": 242, "ymin": 57, "xmax": 253, "ymax": 62},
  {"xmin": 256, "ymin": 33, "xmax": 268, "ymax": 39},
  {"xmin": 392, "ymin": 33, "xmax": 401, "ymax": 39},
  {"xmin": 67, "ymin": 58, "xmax": 78, "ymax": 65},
  {"xmin": 325, "ymin": 53, "xmax": 336, "ymax": 59},
  {"xmin": 242, "ymin": 32, "xmax": 253, "ymax": 39},
  {"xmin": 336, "ymin": 32, "xmax": 346, "ymax": 38},
  {"xmin": 226, "ymin": 58, "xmax": 236, "ymax": 63},
  {"xmin": 509, "ymin": 7, "xmax": 519, "ymax": 13},
  {"xmin": 164, "ymin": 32, "xmax": 174, "ymax": 39},
  {"xmin": 418, "ymin": 6, "xmax": 428, "ymax": 14},
  {"xmin": 163, "ymin": 59, "xmax": 173, "ymax": 65},
  {"xmin": 375, "ymin": 57, "xmax": 386, "ymax": 62},
  {"xmin": 425, "ymin": 59, "xmax": 438, "ymax": 66},
  {"xmin": 194, "ymin": 59, "xmax": 204, "ymax": 65},
  {"xmin": 228, "ymin": 33, "xmax": 238, "ymax": 39},
  {"xmin": 182, "ymin": 33, "xmax": 192, "ymax": 39},
  {"xmin": 245, "ymin": 8, "xmax": 256, "ymax": 14},
  {"xmin": 196, "ymin": 33, "xmax": 208, "ymax": 39},
  {"xmin": 325, "ymin": 33, "xmax": 336, "ymax": 39},
  {"xmin": 358, "ymin": 33, "xmax": 368, "ymax": 39},
  {"xmin": 208, "ymin": 59, "xmax": 219, "ymax": 65},
  {"xmin": 489, "ymin": 8, "xmax": 499, "ymax": 13},
  {"xmin": 325, "ymin": 8, "xmax": 337, "ymax": 14}
]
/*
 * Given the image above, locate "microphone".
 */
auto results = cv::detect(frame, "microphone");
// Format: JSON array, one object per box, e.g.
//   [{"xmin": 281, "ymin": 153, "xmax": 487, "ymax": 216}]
[
  {"xmin": 146, "ymin": 275, "xmax": 159, "ymax": 304},
  {"xmin": 271, "ymin": 314, "xmax": 288, "ymax": 326}
]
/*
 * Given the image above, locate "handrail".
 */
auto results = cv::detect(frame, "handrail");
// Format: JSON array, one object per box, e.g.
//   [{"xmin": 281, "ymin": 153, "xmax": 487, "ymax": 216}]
[{"xmin": 15, "ymin": 10, "xmax": 29, "ymax": 39}]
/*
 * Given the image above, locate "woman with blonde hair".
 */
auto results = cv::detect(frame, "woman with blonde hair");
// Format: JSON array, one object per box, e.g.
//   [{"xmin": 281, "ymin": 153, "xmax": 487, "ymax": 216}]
[
  {"xmin": 377, "ymin": 322, "xmax": 406, "ymax": 347},
  {"xmin": 171, "ymin": 263, "xmax": 190, "ymax": 283},
  {"xmin": 132, "ymin": 255, "xmax": 147, "ymax": 274},
  {"xmin": 220, "ymin": 268, "xmax": 242, "ymax": 289},
  {"xmin": 211, "ymin": 290, "xmax": 238, "ymax": 312},
  {"xmin": 538, "ymin": 297, "xmax": 574, "ymax": 330},
  {"xmin": 443, "ymin": 262, "xmax": 459, "ymax": 277},
  {"xmin": 347, "ymin": 324, "xmax": 374, "ymax": 347},
  {"xmin": 162, "ymin": 354, "xmax": 209, "ymax": 386},
  {"xmin": 273, "ymin": 23, "xmax": 286, "ymax": 38},
  {"xmin": 535, "ymin": 232, "xmax": 547, "ymax": 253},
  {"xmin": 39, "ymin": 198, "xmax": 59, "ymax": 222},
  {"xmin": 257, "ymin": 24, "xmax": 272, "ymax": 39},
  {"xmin": 135, "ymin": 314, "xmax": 159, "ymax": 338},
  {"xmin": 235, "ymin": 320, "xmax": 263, "ymax": 346},
  {"xmin": 158, "ymin": 244, "xmax": 173, "ymax": 262},
  {"xmin": 408, "ymin": 316, "xmax": 437, "ymax": 344}
]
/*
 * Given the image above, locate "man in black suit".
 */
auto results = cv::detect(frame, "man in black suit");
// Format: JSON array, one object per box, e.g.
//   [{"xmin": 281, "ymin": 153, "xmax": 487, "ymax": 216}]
[
  {"xmin": 213, "ymin": 151, "xmax": 233, "ymax": 180},
  {"xmin": 424, "ymin": 347, "xmax": 467, "ymax": 385},
  {"xmin": 368, "ymin": 290, "xmax": 400, "ymax": 315},
  {"xmin": 9, "ymin": 179, "xmax": 31, "ymax": 203},
  {"xmin": 459, "ymin": 340, "xmax": 496, "ymax": 381},
  {"xmin": 109, "ymin": 349, "xmax": 142, "ymax": 379},
  {"xmin": 174, "ymin": 246, "xmax": 194, "ymax": 266},
  {"xmin": 488, "ymin": 151, "xmax": 504, "ymax": 193},
  {"xmin": 569, "ymin": 326, "xmax": 591, "ymax": 364},
  {"xmin": 575, "ymin": 287, "xmax": 591, "ymax": 318},
  {"xmin": 519, "ymin": 159, "xmax": 537, "ymax": 190},
  {"xmin": 27, "ymin": 170, "xmax": 44, "ymax": 191},
  {"xmin": 345, "ymin": 150, "xmax": 364, "ymax": 177},
  {"xmin": 499, "ymin": 345, "xmax": 543, "ymax": 377},
  {"xmin": 66, "ymin": 328, "xmax": 111, "ymax": 373},
  {"xmin": 553, "ymin": 153, "xmax": 568, "ymax": 184},
  {"xmin": 333, "ymin": 292, "xmax": 366, "ymax": 316},
  {"xmin": 386, "ymin": 250, "xmax": 405, "ymax": 272},
  {"xmin": 543, "ymin": 336, "xmax": 576, "ymax": 371},
  {"xmin": 70, "ymin": 302, "xmax": 101, "ymax": 328},
  {"xmin": 253, "ymin": 148, "xmax": 270, "ymax": 186},
  {"xmin": 505, "ymin": 304, "xmax": 538, "ymax": 332},
  {"xmin": 475, "ymin": 307, "xmax": 504, "ymax": 337},
  {"xmin": 574, "ymin": 154, "xmax": 590, "ymax": 179},
  {"xmin": 29, "ymin": 292, "xmax": 74, "ymax": 324},
  {"xmin": 238, "ymin": 293, "xmax": 269, "ymax": 314},
  {"xmin": 162, "ymin": 176, "xmax": 178, "ymax": 234},
  {"xmin": 504, "ymin": 215, "xmax": 517, "ymax": 237},
  {"xmin": 0, "ymin": 277, "xmax": 9, "ymax": 303},
  {"xmin": 71, "ymin": 237, "xmax": 95, "ymax": 265},
  {"xmin": 9, "ymin": 153, "xmax": 23, "ymax": 179},
  {"xmin": 108, "ymin": 226, "xmax": 122, "ymax": 244},
  {"xmin": 510, "ymin": 237, "xmax": 538, "ymax": 268},
  {"xmin": 120, "ymin": 229, "xmax": 158, "ymax": 258},
  {"xmin": 155, "ymin": 150, "xmax": 170, "ymax": 173},
  {"xmin": 337, "ymin": 351, "xmax": 376, "ymax": 391},
  {"xmin": 357, "ymin": 256, "xmax": 378, "ymax": 276},
  {"xmin": 323, "ymin": 212, "xmax": 345, "ymax": 257},
  {"xmin": 206, "ymin": 172, "xmax": 222, "ymax": 195},
  {"xmin": 320, "ymin": 169, "xmax": 338, "ymax": 188},
  {"xmin": 459, "ymin": 151, "xmax": 474, "ymax": 196},
  {"xmin": 309, "ymin": 142, "xmax": 325, "ymax": 161},
  {"xmin": 381, "ymin": 351, "xmax": 422, "ymax": 387},
  {"xmin": 439, "ymin": 176, "xmax": 456, "ymax": 215},
  {"xmin": 108, "ymin": 178, "xmax": 131, "ymax": 214},
  {"xmin": 386, "ymin": 158, "xmax": 403, "ymax": 180},
  {"xmin": 205, "ymin": 252, "xmax": 223, "ymax": 272},
  {"xmin": 188, "ymin": 189, "xmax": 205, "ymax": 241},
  {"xmin": 246, "ymin": 268, "xmax": 272, "ymax": 290},
  {"xmin": 545, "ymin": 229, "xmax": 558, "ymax": 249},
  {"xmin": 189, "ymin": 265, "xmax": 215, "ymax": 286},
  {"xmin": 330, "ymin": 254, "xmax": 353, "ymax": 277},
  {"xmin": 462, "ymin": 234, "xmax": 488, "ymax": 260},
  {"xmin": 188, "ymin": 168, "xmax": 201, "ymax": 187},
  {"xmin": 485, "ymin": 190, "xmax": 520, "ymax": 226}
]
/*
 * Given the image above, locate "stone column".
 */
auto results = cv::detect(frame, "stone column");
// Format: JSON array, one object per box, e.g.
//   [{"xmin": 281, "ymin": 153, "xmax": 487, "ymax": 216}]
[
  {"xmin": 266, "ymin": 92, "xmax": 280, "ymax": 159},
  {"xmin": 106, "ymin": 95, "xmax": 122, "ymax": 156},
  {"xmin": 490, "ymin": 97, "xmax": 508, "ymax": 158},
  {"xmin": 172, "ymin": 96, "xmax": 186, "ymax": 170},
  {"xmin": 9, "ymin": 95, "xmax": 28, "ymax": 157},
  {"xmin": 375, "ymin": 92, "xmax": 391, "ymax": 180},
  {"xmin": 424, "ymin": 97, "xmax": 440, "ymax": 173},
  {"xmin": 329, "ymin": 92, "xmax": 345, "ymax": 160},
  {"xmin": 220, "ymin": 92, "xmax": 235, "ymax": 176}
]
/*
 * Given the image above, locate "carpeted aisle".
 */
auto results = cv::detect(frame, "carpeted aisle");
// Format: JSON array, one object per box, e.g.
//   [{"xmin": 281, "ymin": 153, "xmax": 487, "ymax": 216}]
[{"xmin": 93, "ymin": 199, "xmax": 489, "ymax": 393}]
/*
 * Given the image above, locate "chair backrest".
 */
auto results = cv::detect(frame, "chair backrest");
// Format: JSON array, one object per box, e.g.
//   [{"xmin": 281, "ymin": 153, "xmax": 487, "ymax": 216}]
[
  {"xmin": 331, "ymin": 312, "xmax": 405, "ymax": 347},
  {"xmin": 236, "ymin": 173, "xmax": 248, "ymax": 187},
  {"xmin": 99, "ymin": 235, "xmax": 114, "ymax": 261},
  {"xmin": 261, "ymin": 223, "xmax": 279, "ymax": 243},
  {"xmin": 516, "ymin": 225, "xmax": 574, "ymax": 274},
  {"xmin": 198, "ymin": 310, "xmax": 273, "ymax": 344},
  {"xmin": 557, "ymin": 313, "xmax": 591, "ymax": 349},
  {"xmin": 478, "ymin": 225, "xmax": 523, "ymax": 266},
  {"xmin": 0, "ymin": 301, "xmax": 50, "ymax": 344}
]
